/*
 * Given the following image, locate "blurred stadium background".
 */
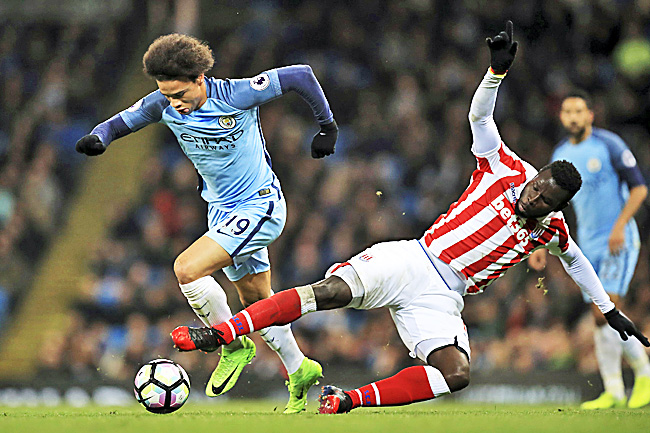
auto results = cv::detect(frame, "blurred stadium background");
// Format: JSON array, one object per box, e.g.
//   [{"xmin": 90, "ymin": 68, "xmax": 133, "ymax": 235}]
[{"xmin": 0, "ymin": 0, "xmax": 649, "ymax": 407}]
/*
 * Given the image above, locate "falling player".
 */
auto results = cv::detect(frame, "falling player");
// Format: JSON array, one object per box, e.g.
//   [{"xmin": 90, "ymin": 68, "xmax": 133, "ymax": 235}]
[
  {"xmin": 75, "ymin": 34, "xmax": 338, "ymax": 413},
  {"xmin": 172, "ymin": 22, "xmax": 650, "ymax": 413},
  {"xmin": 529, "ymin": 91, "xmax": 650, "ymax": 409}
]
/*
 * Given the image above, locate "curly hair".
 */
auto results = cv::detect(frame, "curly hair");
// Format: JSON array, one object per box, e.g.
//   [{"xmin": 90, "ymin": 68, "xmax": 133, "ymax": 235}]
[
  {"xmin": 540, "ymin": 160, "xmax": 582, "ymax": 199},
  {"xmin": 142, "ymin": 34, "xmax": 214, "ymax": 81}
]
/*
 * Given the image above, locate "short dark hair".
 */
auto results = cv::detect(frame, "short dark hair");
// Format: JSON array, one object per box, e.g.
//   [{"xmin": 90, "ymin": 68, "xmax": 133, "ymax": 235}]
[
  {"xmin": 142, "ymin": 34, "xmax": 214, "ymax": 82},
  {"xmin": 562, "ymin": 89, "xmax": 592, "ymax": 109},
  {"xmin": 540, "ymin": 160, "xmax": 582, "ymax": 207}
]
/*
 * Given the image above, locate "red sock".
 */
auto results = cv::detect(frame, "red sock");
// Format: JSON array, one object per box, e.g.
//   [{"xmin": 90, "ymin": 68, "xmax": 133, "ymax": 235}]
[
  {"xmin": 346, "ymin": 366, "xmax": 438, "ymax": 408},
  {"xmin": 213, "ymin": 289, "xmax": 302, "ymax": 344}
]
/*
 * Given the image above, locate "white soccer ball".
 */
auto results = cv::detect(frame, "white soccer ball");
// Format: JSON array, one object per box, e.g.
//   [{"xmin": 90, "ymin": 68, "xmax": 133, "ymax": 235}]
[{"xmin": 134, "ymin": 359, "xmax": 190, "ymax": 414}]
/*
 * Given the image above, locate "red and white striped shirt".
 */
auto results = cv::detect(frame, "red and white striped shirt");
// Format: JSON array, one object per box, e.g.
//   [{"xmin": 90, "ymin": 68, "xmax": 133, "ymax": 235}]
[
  {"xmin": 413, "ymin": 69, "xmax": 612, "ymax": 313},
  {"xmin": 420, "ymin": 141, "xmax": 570, "ymax": 294}
]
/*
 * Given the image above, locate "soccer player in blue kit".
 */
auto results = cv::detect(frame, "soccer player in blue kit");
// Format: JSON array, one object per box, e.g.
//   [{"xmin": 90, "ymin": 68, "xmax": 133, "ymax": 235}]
[
  {"xmin": 530, "ymin": 92, "xmax": 650, "ymax": 409},
  {"xmin": 75, "ymin": 34, "xmax": 338, "ymax": 413}
]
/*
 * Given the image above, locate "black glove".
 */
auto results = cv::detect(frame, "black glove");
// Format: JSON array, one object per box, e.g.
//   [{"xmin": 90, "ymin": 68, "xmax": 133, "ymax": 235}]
[
  {"xmin": 311, "ymin": 120, "xmax": 338, "ymax": 158},
  {"xmin": 75, "ymin": 134, "xmax": 107, "ymax": 156},
  {"xmin": 605, "ymin": 308, "xmax": 650, "ymax": 346},
  {"xmin": 486, "ymin": 20, "xmax": 519, "ymax": 74}
]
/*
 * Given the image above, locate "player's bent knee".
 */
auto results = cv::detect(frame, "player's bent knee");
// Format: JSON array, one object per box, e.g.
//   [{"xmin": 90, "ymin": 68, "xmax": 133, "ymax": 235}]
[
  {"xmin": 173, "ymin": 256, "xmax": 199, "ymax": 285},
  {"xmin": 427, "ymin": 345, "xmax": 470, "ymax": 392},
  {"xmin": 444, "ymin": 365, "xmax": 470, "ymax": 392},
  {"xmin": 312, "ymin": 276, "xmax": 353, "ymax": 310}
]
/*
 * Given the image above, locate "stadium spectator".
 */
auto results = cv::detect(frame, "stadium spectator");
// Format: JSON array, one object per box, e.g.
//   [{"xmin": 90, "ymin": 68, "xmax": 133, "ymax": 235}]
[{"xmin": 0, "ymin": 20, "xmax": 136, "ymax": 331}]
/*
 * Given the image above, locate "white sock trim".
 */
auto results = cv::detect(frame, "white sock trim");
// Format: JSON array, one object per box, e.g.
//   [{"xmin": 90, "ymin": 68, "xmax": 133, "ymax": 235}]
[
  {"xmin": 295, "ymin": 285, "xmax": 317, "ymax": 315},
  {"xmin": 354, "ymin": 389, "xmax": 363, "ymax": 406},
  {"xmin": 371, "ymin": 382, "xmax": 381, "ymax": 405},
  {"xmin": 179, "ymin": 276, "xmax": 213, "ymax": 297},
  {"xmin": 226, "ymin": 321, "xmax": 237, "ymax": 341},
  {"xmin": 241, "ymin": 310, "xmax": 254, "ymax": 333},
  {"xmin": 423, "ymin": 365, "xmax": 451, "ymax": 397}
]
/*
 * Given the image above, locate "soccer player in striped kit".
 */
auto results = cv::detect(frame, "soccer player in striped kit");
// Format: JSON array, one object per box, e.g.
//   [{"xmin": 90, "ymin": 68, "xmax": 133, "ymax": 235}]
[
  {"xmin": 529, "ymin": 92, "xmax": 650, "ymax": 409},
  {"xmin": 75, "ymin": 34, "xmax": 338, "ymax": 413},
  {"xmin": 172, "ymin": 22, "xmax": 649, "ymax": 413}
]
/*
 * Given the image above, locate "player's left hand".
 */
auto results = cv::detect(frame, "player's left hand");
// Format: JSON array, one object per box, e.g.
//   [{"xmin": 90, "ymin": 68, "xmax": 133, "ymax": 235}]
[
  {"xmin": 311, "ymin": 120, "xmax": 338, "ymax": 158},
  {"xmin": 608, "ymin": 223, "xmax": 625, "ymax": 255},
  {"xmin": 486, "ymin": 20, "xmax": 519, "ymax": 74},
  {"xmin": 605, "ymin": 308, "xmax": 650, "ymax": 346}
]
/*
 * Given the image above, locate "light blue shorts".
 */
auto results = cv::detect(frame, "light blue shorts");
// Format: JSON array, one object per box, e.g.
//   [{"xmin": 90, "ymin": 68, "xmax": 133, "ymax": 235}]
[
  {"xmin": 582, "ymin": 243, "xmax": 640, "ymax": 301},
  {"xmin": 206, "ymin": 190, "xmax": 286, "ymax": 282}
]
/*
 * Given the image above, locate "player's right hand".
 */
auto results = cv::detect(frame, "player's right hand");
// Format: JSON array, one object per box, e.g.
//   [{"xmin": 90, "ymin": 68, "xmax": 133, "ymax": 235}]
[
  {"xmin": 486, "ymin": 20, "xmax": 519, "ymax": 74},
  {"xmin": 75, "ymin": 134, "xmax": 107, "ymax": 156},
  {"xmin": 605, "ymin": 308, "xmax": 650, "ymax": 347}
]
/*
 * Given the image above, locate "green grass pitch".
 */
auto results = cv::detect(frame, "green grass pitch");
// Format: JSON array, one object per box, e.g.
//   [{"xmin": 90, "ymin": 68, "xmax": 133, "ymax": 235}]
[{"xmin": 0, "ymin": 400, "xmax": 648, "ymax": 433}]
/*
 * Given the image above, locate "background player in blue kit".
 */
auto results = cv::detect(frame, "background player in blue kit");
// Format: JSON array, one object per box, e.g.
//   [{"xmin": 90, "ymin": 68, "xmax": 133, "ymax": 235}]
[
  {"xmin": 530, "ymin": 91, "xmax": 650, "ymax": 409},
  {"xmin": 75, "ymin": 33, "xmax": 338, "ymax": 413}
]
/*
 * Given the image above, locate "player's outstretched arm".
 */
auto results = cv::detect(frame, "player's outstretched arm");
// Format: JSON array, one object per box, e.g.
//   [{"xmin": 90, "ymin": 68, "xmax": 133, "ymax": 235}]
[
  {"xmin": 469, "ymin": 21, "xmax": 518, "ymax": 155},
  {"xmin": 555, "ymin": 240, "xmax": 614, "ymax": 313},
  {"xmin": 76, "ymin": 91, "xmax": 166, "ymax": 156},
  {"xmin": 556, "ymin": 240, "xmax": 650, "ymax": 346},
  {"xmin": 75, "ymin": 113, "xmax": 132, "ymax": 156},
  {"xmin": 220, "ymin": 66, "xmax": 338, "ymax": 158},
  {"xmin": 276, "ymin": 65, "xmax": 338, "ymax": 158}
]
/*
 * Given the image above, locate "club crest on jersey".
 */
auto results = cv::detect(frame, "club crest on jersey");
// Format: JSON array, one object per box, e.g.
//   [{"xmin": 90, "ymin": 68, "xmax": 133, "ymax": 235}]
[
  {"xmin": 359, "ymin": 254, "xmax": 373, "ymax": 262},
  {"xmin": 250, "ymin": 73, "xmax": 270, "ymax": 91},
  {"xmin": 587, "ymin": 158, "xmax": 602, "ymax": 173},
  {"xmin": 218, "ymin": 116, "xmax": 236, "ymax": 129},
  {"xmin": 529, "ymin": 225, "xmax": 545, "ymax": 240}
]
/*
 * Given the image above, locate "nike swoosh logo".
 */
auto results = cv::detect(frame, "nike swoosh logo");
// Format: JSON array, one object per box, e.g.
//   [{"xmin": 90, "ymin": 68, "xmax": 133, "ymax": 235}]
[
  {"xmin": 215, "ymin": 228, "xmax": 235, "ymax": 238},
  {"xmin": 296, "ymin": 389, "xmax": 304, "ymax": 400},
  {"xmin": 137, "ymin": 395, "xmax": 153, "ymax": 403},
  {"xmin": 171, "ymin": 121, "xmax": 186, "ymax": 125},
  {"xmin": 211, "ymin": 368, "xmax": 239, "ymax": 395},
  {"xmin": 192, "ymin": 301, "xmax": 209, "ymax": 311}
]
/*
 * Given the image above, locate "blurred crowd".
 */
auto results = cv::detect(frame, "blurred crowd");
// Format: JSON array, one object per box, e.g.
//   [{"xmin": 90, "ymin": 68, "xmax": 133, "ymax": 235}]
[
  {"xmin": 3, "ymin": 0, "xmax": 650, "ymax": 389},
  {"xmin": 0, "ymin": 14, "xmax": 140, "ymax": 331}
]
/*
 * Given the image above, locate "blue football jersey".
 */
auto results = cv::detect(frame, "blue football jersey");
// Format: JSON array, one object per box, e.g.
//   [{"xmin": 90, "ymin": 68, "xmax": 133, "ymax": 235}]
[
  {"xmin": 552, "ymin": 127, "xmax": 641, "ymax": 251},
  {"xmin": 119, "ymin": 70, "xmax": 283, "ymax": 210}
]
